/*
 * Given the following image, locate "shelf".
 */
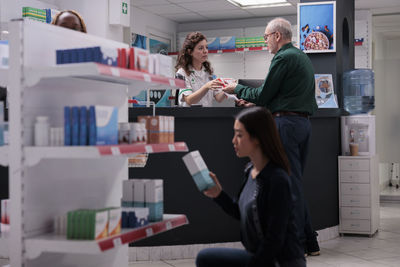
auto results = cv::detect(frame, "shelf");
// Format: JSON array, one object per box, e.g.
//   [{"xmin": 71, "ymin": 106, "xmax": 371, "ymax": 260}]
[
  {"xmin": 24, "ymin": 142, "xmax": 188, "ymax": 166},
  {"xmin": 0, "ymin": 233, "xmax": 9, "ymax": 258},
  {"xmin": 24, "ymin": 63, "xmax": 185, "ymax": 90},
  {"xmin": 0, "ymin": 146, "xmax": 8, "ymax": 166},
  {"xmin": 25, "ymin": 214, "xmax": 188, "ymax": 259},
  {"xmin": 168, "ymin": 46, "xmax": 268, "ymax": 55},
  {"xmin": 0, "ymin": 68, "xmax": 7, "ymax": 87}
]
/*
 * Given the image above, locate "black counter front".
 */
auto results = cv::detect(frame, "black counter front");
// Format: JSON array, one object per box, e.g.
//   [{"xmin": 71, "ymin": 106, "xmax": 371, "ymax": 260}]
[{"xmin": 129, "ymin": 107, "xmax": 341, "ymax": 246}]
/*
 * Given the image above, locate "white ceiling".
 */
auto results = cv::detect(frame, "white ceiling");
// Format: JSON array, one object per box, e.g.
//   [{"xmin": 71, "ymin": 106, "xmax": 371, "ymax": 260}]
[
  {"xmin": 132, "ymin": 0, "xmax": 299, "ymax": 23},
  {"xmin": 132, "ymin": 0, "xmax": 400, "ymax": 23}
]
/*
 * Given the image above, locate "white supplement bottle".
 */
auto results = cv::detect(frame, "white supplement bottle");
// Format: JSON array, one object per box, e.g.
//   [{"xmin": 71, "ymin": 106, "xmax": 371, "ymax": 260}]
[{"xmin": 34, "ymin": 116, "xmax": 50, "ymax": 146}]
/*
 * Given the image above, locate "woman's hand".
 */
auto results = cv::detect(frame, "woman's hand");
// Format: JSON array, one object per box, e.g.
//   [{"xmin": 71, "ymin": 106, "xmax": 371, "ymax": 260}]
[
  {"xmin": 206, "ymin": 79, "xmax": 225, "ymax": 91},
  {"xmin": 222, "ymin": 82, "xmax": 238, "ymax": 94},
  {"xmin": 203, "ymin": 171, "xmax": 222, "ymax": 198}
]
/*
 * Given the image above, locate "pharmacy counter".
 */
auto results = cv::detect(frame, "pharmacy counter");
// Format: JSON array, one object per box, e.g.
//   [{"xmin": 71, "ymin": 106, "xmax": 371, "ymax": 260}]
[{"xmin": 129, "ymin": 107, "xmax": 342, "ymax": 246}]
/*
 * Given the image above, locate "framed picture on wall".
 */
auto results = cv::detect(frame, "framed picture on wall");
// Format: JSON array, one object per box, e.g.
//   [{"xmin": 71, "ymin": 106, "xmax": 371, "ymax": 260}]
[
  {"xmin": 297, "ymin": 1, "xmax": 336, "ymax": 53},
  {"xmin": 315, "ymin": 74, "xmax": 338, "ymax": 108}
]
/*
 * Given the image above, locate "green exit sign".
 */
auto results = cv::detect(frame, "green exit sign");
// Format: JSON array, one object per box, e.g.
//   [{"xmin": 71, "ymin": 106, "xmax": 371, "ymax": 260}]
[{"xmin": 122, "ymin": 2, "xmax": 128, "ymax": 14}]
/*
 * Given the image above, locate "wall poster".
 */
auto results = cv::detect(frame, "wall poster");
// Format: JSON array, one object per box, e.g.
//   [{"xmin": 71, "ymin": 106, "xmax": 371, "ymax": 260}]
[{"xmin": 298, "ymin": 1, "xmax": 336, "ymax": 53}]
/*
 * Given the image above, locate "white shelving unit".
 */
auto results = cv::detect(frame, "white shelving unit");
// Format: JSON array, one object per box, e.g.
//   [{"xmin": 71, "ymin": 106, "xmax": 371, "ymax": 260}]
[
  {"xmin": 0, "ymin": 68, "xmax": 7, "ymax": 87},
  {"xmin": 0, "ymin": 146, "xmax": 8, "ymax": 166},
  {"xmin": 0, "ymin": 233, "xmax": 9, "ymax": 258},
  {"xmin": 25, "ymin": 214, "xmax": 188, "ymax": 260},
  {"xmin": 8, "ymin": 19, "xmax": 187, "ymax": 267}
]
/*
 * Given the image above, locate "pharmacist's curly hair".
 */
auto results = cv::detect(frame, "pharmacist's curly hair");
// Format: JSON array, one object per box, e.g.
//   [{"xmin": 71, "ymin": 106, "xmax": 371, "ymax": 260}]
[
  {"xmin": 51, "ymin": 10, "xmax": 87, "ymax": 33},
  {"xmin": 175, "ymin": 32, "xmax": 213, "ymax": 76}
]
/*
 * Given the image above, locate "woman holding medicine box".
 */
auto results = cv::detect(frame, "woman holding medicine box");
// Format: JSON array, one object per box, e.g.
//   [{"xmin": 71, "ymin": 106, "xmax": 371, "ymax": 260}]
[
  {"xmin": 197, "ymin": 107, "xmax": 305, "ymax": 267},
  {"xmin": 175, "ymin": 32, "xmax": 226, "ymax": 107}
]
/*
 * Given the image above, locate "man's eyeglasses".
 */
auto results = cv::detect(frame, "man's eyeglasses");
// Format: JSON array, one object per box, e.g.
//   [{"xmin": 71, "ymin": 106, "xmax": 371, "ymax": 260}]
[{"xmin": 263, "ymin": 32, "xmax": 276, "ymax": 41}]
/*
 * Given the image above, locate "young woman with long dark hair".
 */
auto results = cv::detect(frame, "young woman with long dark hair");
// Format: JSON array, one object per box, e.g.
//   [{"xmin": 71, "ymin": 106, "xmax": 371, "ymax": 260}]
[{"xmin": 196, "ymin": 107, "xmax": 305, "ymax": 267}]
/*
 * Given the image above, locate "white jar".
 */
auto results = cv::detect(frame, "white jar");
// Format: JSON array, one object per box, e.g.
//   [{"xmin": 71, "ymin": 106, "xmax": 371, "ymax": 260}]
[
  {"xmin": 118, "ymin": 122, "xmax": 130, "ymax": 144},
  {"xmin": 34, "ymin": 116, "xmax": 50, "ymax": 146},
  {"xmin": 139, "ymin": 123, "xmax": 147, "ymax": 144}
]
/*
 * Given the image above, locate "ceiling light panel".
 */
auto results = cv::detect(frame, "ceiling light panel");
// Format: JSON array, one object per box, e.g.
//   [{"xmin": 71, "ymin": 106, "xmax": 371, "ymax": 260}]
[{"xmin": 228, "ymin": 0, "xmax": 290, "ymax": 8}]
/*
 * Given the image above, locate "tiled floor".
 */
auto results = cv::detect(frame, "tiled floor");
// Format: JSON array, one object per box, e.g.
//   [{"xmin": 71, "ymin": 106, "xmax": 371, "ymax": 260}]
[
  {"xmin": 1, "ymin": 202, "xmax": 399, "ymax": 266},
  {"xmin": 130, "ymin": 202, "xmax": 400, "ymax": 267}
]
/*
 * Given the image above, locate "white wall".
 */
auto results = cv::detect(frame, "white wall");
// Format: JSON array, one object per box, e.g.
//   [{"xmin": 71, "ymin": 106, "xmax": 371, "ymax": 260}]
[
  {"xmin": 130, "ymin": 5, "xmax": 177, "ymax": 51},
  {"xmin": 58, "ymin": 0, "xmax": 124, "ymax": 42},
  {"xmin": 374, "ymin": 36, "xmax": 400, "ymax": 165}
]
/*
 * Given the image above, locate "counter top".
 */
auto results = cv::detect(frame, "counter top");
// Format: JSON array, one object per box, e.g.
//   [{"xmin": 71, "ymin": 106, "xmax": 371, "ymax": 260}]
[{"xmin": 129, "ymin": 107, "xmax": 344, "ymax": 119}]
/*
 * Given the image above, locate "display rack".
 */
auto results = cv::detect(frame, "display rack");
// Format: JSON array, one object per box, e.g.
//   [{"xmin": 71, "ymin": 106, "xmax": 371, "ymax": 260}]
[
  {"xmin": 168, "ymin": 46, "xmax": 268, "ymax": 55},
  {"xmin": 0, "ymin": 146, "xmax": 8, "ymax": 166},
  {"xmin": 0, "ymin": 234, "xmax": 8, "ymax": 258},
  {"xmin": 8, "ymin": 19, "xmax": 188, "ymax": 267},
  {"xmin": 24, "ymin": 63, "xmax": 184, "ymax": 92},
  {"xmin": 0, "ymin": 68, "xmax": 7, "ymax": 87},
  {"xmin": 25, "ymin": 214, "xmax": 188, "ymax": 259},
  {"xmin": 24, "ymin": 142, "xmax": 188, "ymax": 167}
]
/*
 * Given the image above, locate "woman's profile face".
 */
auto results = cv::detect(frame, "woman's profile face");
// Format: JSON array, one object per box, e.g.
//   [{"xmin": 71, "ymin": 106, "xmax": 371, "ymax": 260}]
[
  {"xmin": 56, "ymin": 12, "xmax": 83, "ymax": 32},
  {"xmin": 190, "ymin": 39, "xmax": 208, "ymax": 64},
  {"xmin": 232, "ymin": 120, "xmax": 259, "ymax": 158}
]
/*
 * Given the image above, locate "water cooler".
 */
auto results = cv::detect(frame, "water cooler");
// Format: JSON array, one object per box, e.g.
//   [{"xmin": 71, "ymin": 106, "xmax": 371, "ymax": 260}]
[{"xmin": 341, "ymin": 115, "xmax": 376, "ymax": 156}]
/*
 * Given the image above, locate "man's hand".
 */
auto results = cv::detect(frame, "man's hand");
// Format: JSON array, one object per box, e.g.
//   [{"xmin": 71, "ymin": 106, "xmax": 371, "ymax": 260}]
[
  {"xmin": 222, "ymin": 82, "xmax": 237, "ymax": 94},
  {"xmin": 235, "ymin": 99, "xmax": 256, "ymax": 107}
]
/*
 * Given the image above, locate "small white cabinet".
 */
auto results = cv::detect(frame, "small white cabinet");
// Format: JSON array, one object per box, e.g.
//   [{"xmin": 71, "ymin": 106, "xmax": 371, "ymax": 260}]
[{"xmin": 338, "ymin": 155, "xmax": 379, "ymax": 236}]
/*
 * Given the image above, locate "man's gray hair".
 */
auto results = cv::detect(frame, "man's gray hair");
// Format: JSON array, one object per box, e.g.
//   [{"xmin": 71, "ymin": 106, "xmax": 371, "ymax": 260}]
[{"xmin": 267, "ymin": 18, "xmax": 292, "ymax": 41}]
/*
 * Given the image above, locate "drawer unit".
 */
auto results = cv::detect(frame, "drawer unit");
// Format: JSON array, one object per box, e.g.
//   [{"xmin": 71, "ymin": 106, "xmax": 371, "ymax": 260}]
[
  {"xmin": 338, "ymin": 156, "xmax": 379, "ymax": 236},
  {"xmin": 341, "ymin": 219, "xmax": 371, "ymax": 232},
  {"xmin": 341, "ymin": 207, "xmax": 371, "ymax": 220},
  {"xmin": 339, "ymin": 158, "xmax": 370, "ymax": 171},
  {"xmin": 341, "ymin": 183, "xmax": 370, "ymax": 195},
  {"xmin": 340, "ymin": 171, "xmax": 370, "ymax": 183},
  {"xmin": 341, "ymin": 195, "xmax": 370, "ymax": 207}
]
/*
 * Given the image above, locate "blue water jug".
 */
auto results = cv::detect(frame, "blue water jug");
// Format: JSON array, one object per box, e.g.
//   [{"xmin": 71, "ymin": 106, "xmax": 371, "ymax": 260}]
[{"xmin": 343, "ymin": 69, "xmax": 375, "ymax": 114}]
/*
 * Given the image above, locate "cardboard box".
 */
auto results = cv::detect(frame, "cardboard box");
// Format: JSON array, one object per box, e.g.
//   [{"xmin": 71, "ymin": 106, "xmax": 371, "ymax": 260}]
[
  {"xmin": 220, "ymin": 36, "xmax": 236, "ymax": 50},
  {"xmin": 94, "ymin": 105, "xmax": 118, "ymax": 145},
  {"xmin": 145, "ymin": 179, "xmax": 163, "ymax": 222},
  {"xmin": 207, "ymin": 37, "xmax": 220, "ymax": 50},
  {"xmin": 129, "ymin": 47, "xmax": 149, "ymax": 72},
  {"xmin": 182, "ymin": 151, "xmax": 215, "ymax": 191}
]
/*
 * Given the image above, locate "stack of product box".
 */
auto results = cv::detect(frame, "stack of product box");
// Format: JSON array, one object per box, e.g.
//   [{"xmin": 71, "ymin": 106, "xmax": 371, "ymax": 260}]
[
  {"xmin": 22, "ymin": 7, "xmax": 47, "ymax": 23},
  {"xmin": 65, "ymin": 207, "xmax": 121, "ymax": 240},
  {"xmin": 22, "ymin": 7, "xmax": 59, "ymax": 24},
  {"xmin": 64, "ymin": 105, "xmax": 118, "ymax": 146},
  {"xmin": 235, "ymin": 36, "xmax": 266, "ymax": 48},
  {"xmin": 57, "ymin": 46, "xmax": 174, "ymax": 78},
  {"xmin": 121, "ymin": 179, "xmax": 163, "ymax": 222},
  {"xmin": 137, "ymin": 116, "xmax": 174, "ymax": 144}
]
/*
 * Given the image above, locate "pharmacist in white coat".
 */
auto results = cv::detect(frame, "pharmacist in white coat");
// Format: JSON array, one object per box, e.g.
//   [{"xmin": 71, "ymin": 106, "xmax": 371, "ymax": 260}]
[{"xmin": 175, "ymin": 32, "xmax": 226, "ymax": 107}]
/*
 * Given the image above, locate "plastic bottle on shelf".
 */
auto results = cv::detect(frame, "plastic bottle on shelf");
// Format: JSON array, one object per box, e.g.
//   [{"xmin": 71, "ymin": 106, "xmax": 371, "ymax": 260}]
[
  {"xmin": 34, "ymin": 116, "xmax": 50, "ymax": 146},
  {"xmin": 343, "ymin": 69, "xmax": 375, "ymax": 114}
]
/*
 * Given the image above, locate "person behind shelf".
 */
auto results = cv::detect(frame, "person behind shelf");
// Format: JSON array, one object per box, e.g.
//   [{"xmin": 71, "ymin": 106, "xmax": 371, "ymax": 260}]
[
  {"xmin": 196, "ymin": 106, "xmax": 305, "ymax": 267},
  {"xmin": 221, "ymin": 17, "xmax": 320, "ymax": 257},
  {"xmin": 51, "ymin": 10, "xmax": 87, "ymax": 33},
  {"xmin": 175, "ymin": 31, "xmax": 226, "ymax": 107}
]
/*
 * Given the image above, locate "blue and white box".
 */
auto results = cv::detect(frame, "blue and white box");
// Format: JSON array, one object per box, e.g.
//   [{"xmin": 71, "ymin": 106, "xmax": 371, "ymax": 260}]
[
  {"xmin": 0, "ymin": 41, "xmax": 9, "ymax": 68},
  {"xmin": 79, "ymin": 106, "xmax": 87, "ymax": 145},
  {"xmin": 220, "ymin": 36, "xmax": 236, "ymax": 50},
  {"xmin": 94, "ymin": 105, "xmax": 118, "ymax": 145},
  {"xmin": 121, "ymin": 207, "xmax": 149, "ymax": 228},
  {"xmin": 145, "ymin": 179, "xmax": 163, "ymax": 222},
  {"xmin": 182, "ymin": 150, "xmax": 216, "ymax": 191},
  {"xmin": 207, "ymin": 37, "xmax": 220, "ymax": 50},
  {"xmin": 64, "ymin": 107, "xmax": 71, "ymax": 146},
  {"xmin": 95, "ymin": 46, "xmax": 118, "ymax": 66},
  {"xmin": 71, "ymin": 107, "xmax": 79, "ymax": 146}
]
